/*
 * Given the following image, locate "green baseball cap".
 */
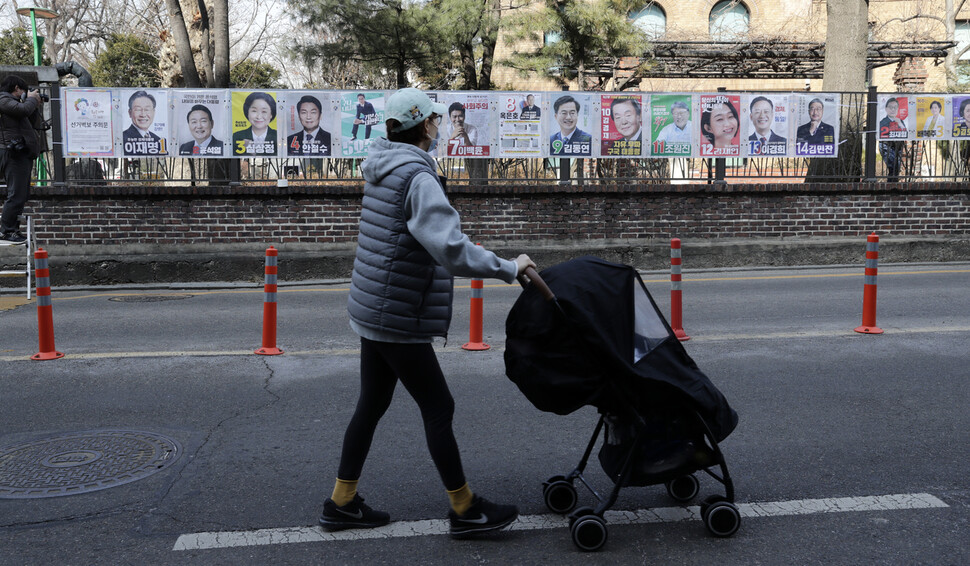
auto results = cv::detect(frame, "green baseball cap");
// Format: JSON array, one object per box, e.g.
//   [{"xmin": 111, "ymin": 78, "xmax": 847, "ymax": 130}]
[{"xmin": 385, "ymin": 88, "xmax": 446, "ymax": 133}]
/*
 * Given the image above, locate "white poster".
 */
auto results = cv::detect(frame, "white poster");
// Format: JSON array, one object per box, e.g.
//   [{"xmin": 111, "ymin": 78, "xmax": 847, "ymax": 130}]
[
  {"xmin": 439, "ymin": 92, "xmax": 491, "ymax": 158},
  {"xmin": 120, "ymin": 88, "xmax": 170, "ymax": 157},
  {"xmin": 63, "ymin": 88, "xmax": 114, "ymax": 157},
  {"xmin": 174, "ymin": 90, "xmax": 228, "ymax": 157},
  {"xmin": 497, "ymin": 92, "xmax": 542, "ymax": 157}
]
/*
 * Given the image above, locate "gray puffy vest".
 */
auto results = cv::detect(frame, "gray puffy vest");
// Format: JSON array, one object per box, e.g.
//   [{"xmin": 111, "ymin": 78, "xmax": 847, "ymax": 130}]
[{"xmin": 347, "ymin": 161, "xmax": 454, "ymax": 339}]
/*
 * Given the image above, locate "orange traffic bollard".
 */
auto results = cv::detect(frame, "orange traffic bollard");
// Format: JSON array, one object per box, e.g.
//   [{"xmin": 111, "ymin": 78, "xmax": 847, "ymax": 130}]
[
  {"xmin": 670, "ymin": 238, "xmax": 690, "ymax": 341},
  {"xmin": 854, "ymin": 233, "xmax": 884, "ymax": 334},
  {"xmin": 255, "ymin": 246, "xmax": 284, "ymax": 355},
  {"xmin": 462, "ymin": 278, "xmax": 490, "ymax": 351},
  {"xmin": 31, "ymin": 248, "xmax": 64, "ymax": 360}
]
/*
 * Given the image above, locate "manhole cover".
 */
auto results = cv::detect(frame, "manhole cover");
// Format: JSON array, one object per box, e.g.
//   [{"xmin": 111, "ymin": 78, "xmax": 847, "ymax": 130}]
[
  {"xmin": 109, "ymin": 294, "xmax": 194, "ymax": 303},
  {"xmin": 0, "ymin": 430, "xmax": 181, "ymax": 499}
]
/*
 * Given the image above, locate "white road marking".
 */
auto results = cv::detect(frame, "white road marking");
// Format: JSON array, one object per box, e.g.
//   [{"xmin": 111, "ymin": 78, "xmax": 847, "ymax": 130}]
[{"xmin": 172, "ymin": 492, "xmax": 948, "ymax": 551}]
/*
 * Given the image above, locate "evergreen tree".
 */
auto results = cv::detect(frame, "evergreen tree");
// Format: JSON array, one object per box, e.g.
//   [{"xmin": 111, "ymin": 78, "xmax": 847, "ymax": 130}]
[
  {"xmin": 230, "ymin": 60, "xmax": 283, "ymax": 89},
  {"xmin": 90, "ymin": 34, "xmax": 160, "ymax": 87}
]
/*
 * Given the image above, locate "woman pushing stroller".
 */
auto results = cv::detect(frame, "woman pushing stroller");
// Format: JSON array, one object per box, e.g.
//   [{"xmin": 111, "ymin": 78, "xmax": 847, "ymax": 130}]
[{"xmin": 319, "ymin": 88, "xmax": 535, "ymax": 538}]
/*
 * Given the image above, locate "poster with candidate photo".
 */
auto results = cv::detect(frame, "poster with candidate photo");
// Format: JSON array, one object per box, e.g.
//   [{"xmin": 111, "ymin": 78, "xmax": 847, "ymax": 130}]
[
  {"xmin": 284, "ymin": 92, "xmax": 335, "ymax": 157},
  {"xmin": 63, "ymin": 88, "xmax": 115, "ymax": 157},
  {"xmin": 742, "ymin": 94, "xmax": 789, "ymax": 157},
  {"xmin": 916, "ymin": 95, "xmax": 947, "ymax": 140},
  {"xmin": 231, "ymin": 90, "xmax": 280, "ymax": 157},
  {"xmin": 699, "ymin": 94, "xmax": 741, "ymax": 158},
  {"xmin": 951, "ymin": 95, "xmax": 970, "ymax": 138},
  {"xmin": 548, "ymin": 93, "xmax": 593, "ymax": 157},
  {"xmin": 794, "ymin": 94, "xmax": 840, "ymax": 157},
  {"xmin": 341, "ymin": 91, "xmax": 385, "ymax": 158},
  {"xmin": 440, "ymin": 92, "xmax": 491, "ymax": 158},
  {"xmin": 600, "ymin": 94, "xmax": 644, "ymax": 157},
  {"xmin": 650, "ymin": 94, "xmax": 693, "ymax": 157},
  {"xmin": 120, "ymin": 88, "xmax": 170, "ymax": 157},
  {"xmin": 497, "ymin": 92, "xmax": 542, "ymax": 158},
  {"xmin": 174, "ymin": 90, "xmax": 228, "ymax": 157},
  {"xmin": 877, "ymin": 95, "xmax": 910, "ymax": 141}
]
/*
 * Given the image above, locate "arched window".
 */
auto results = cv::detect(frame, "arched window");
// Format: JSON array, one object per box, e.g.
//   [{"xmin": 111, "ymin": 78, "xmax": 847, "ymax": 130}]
[
  {"xmin": 709, "ymin": 1, "xmax": 750, "ymax": 42},
  {"xmin": 631, "ymin": 4, "xmax": 666, "ymax": 40}
]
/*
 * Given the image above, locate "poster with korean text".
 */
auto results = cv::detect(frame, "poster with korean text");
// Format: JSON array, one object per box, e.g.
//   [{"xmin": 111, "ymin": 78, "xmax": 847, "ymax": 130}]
[
  {"xmin": 284, "ymin": 92, "xmax": 335, "ymax": 157},
  {"xmin": 62, "ymin": 88, "xmax": 114, "ymax": 157},
  {"xmin": 743, "ymin": 93, "xmax": 789, "ymax": 157},
  {"xmin": 916, "ymin": 95, "xmax": 947, "ymax": 140},
  {"xmin": 951, "ymin": 95, "xmax": 970, "ymax": 138},
  {"xmin": 440, "ymin": 92, "xmax": 491, "ymax": 158},
  {"xmin": 548, "ymin": 93, "xmax": 593, "ymax": 157},
  {"xmin": 498, "ymin": 92, "xmax": 542, "ymax": 157},
  {"xmin": 600, "ymin": 94, "xmax": 644, "ymax": 157},
  {"xmin": 877, "ymin": 94, "xmax": 910, "ymax": 141},
  {"xmin": 794, "ymin": 94, "xmax": 840, "ymax": 157},
  {"xmin": 650, "ymin": 94, "xmax": 693, "ymax": 157},
  {"xmin": 231, "ymin": 90, "xmax": 280, "ymax": 157},
  {"xmin": 341, "ymin": 91, "xmax": 385, "ymax": 157},
  {"xmin": 174, "ymin": 90, "xmax": 228, "ymax": 157},
  {"xmin": 120, "ymin": 88, "xmax": 169, "ymax": 157},
  {"xmin": 699, "ymin": 93, "xmax": 741, "ymax": 158}
]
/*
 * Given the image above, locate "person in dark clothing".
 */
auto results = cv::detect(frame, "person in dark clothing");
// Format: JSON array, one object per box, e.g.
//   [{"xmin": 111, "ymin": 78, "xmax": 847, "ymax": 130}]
[
  {"xmin": 351, "ymin": 93, "xmax": 376, "ymax": 140},
  {"xmin": 0, "ymin": 75, "xmax": 43, "ymax": 244},
  {"xmin": 320, "ymin": 87, "xmax": 534, "ymax": 538}
]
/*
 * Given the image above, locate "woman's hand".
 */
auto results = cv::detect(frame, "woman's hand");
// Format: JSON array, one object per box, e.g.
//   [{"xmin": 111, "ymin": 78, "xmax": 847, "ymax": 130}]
[{"xmin": 514, "ymin": 254, "xmax": 536, "ymax": 276}]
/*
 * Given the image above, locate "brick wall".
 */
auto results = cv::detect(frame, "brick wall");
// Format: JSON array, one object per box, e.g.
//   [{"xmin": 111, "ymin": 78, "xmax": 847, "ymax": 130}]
[{"xmin": 26, "ymin": 182, "xmax": 970, "ymax": 247}]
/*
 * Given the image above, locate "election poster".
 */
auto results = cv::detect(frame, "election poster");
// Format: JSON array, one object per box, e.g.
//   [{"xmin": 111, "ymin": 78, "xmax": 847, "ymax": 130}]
[
  {"xmin": 877, "ymin": 95, "xmax": 910, "ymax": 141},
  {"xmin": 915, "ymin": 95, "xmax": 947, "ymax": 140},
  {"xmin": 231, "ymin": 91, "xmax": 280, "ymax": 157},
  {"xmin": 742, "ymin": 93, "xmax": 789, "ymax": 157},
  {"xmin": 497, "ymin": 92, "xmax": 542, "ymax": 158},
  {"xmin": 600, "ymin": 94, "xmax": 644, "ymax": 157},
  {"xmin": 63, "ymin": 88, "xmax": 114, "ymax": 157},
  {"xmin": 120, "ymin": 88, "xmax": 169, "ymax": 157},
  {"xmin": 650, "ymin": 94, "xmax": 693, "ymax": 158},
  {"xmin": 284, "ymin": 91, "xmax": 335, "ymax": 157},
  {"xmin": 794, "ymin": 94, "xmax": 840, "ymax": 157},
  {"xmin": 548, "ymin": 93, "xmax": 593, "ymax": 157},
  {"xmin": 699, "ymin": 93, "xmax": 741, "ymax": 158},
  {"xmin": 174, "ymin": 90, "xmax": 228, "ymax": 157},
  {"xmin": 341, "ymin": 91, "xmax": 385, "ymax": 158},
  {"xmin": 951, "ymin": 95, "xmax": 970, "ymax": 138},
  {"xmin": 440, "ymin": 92, "xmax": 491, "ymax": 158}
]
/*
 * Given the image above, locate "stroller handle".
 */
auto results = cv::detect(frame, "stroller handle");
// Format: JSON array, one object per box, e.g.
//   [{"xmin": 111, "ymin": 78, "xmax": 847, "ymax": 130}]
[{"xmin": 517, "ymin": 266, "xmax": 556, "ymax": 301}]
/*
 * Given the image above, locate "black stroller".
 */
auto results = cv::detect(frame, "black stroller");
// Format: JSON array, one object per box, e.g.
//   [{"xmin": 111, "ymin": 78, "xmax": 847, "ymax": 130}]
[{"xmin": 506, "ymin": 257, "xmax": 740, "ymax": 551}]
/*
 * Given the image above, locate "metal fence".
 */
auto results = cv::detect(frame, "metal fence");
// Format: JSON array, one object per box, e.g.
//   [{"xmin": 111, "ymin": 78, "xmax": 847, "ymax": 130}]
[{"xmin": 39, "ymin": 89, "xmax": 970, "ymax": 188}]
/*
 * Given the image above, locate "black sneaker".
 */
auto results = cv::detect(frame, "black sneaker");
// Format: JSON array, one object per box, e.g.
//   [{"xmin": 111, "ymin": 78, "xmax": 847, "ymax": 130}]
[
  {"xmin": 448, "ymin": 495, "xmax": 518, "ymax": 538},
  {"xmin": 0, "ymin": 232, "xmax": 26, "ymax": 244},
  {"xmin": 318, "ymin": 494, "xmax": 390, "ymax": 531}
]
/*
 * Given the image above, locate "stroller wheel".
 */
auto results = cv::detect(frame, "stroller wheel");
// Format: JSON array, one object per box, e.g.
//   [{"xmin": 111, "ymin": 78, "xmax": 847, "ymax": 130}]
[
  {"xmin": 666, "ymin": 474, "xmax": 700, "ymax": 503},
  {"xmin": 700, "ymin": 494, "xmax": 728, "ymax": 518},
  {"xmin": 703, "ymin": 501, "xmax": 741, "ymax": 538},
  {"xmin": 571, "ymin": 514, "xmax": 608, "ymax": 551},
  {"xmin": 568, "ymin": 506, "xmax": 596, "ymax": 528},
  {"xmin": 543, "ymin": 480, "xmax": 578, "ymax": 514}
]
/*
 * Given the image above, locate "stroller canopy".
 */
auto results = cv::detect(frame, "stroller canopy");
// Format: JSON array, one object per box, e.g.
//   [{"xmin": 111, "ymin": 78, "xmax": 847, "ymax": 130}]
[{"xmin": 505, "ymin": 256, "xmax": 738, "ymax": 442}]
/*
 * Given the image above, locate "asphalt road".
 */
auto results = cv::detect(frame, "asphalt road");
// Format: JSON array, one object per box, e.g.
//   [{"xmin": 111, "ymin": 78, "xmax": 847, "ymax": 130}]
[{"xmin": 1, "ymin": 262, "xmax": 969, "ymax": 565}]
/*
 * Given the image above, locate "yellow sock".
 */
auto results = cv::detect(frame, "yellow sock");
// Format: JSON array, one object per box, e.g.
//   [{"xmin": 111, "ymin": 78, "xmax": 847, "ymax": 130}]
[
  {"xmin": 331, "ymin": 478, "xmax": 358, "ymax": 507},
  {"xmin": 447, "ymin": 483, "xmax": 474, "ymax": 515}
]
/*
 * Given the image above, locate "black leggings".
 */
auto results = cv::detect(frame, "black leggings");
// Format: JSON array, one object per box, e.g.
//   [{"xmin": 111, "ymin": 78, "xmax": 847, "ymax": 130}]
[{"xmin": 337, "ymin": 337, "xmax": 466, "ymax": 491}]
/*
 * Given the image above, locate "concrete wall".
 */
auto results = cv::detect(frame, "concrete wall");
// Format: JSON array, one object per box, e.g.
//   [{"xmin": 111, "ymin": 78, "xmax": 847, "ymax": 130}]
[{"xmin": 2, "ymin": 180, "xmax": 967, "ymax": 286}]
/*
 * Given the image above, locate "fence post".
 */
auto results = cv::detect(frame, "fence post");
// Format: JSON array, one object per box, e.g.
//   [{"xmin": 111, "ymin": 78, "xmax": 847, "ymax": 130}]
[
  {"xmin": 854, "ymin": 233, "xmax": 883, "ymax": 334},
  {"xmin": 864, "ymin": 86, "xmax": 878, "ymax": 182},
  {"xmin": 31, "ymin": 248, "xmax": 64, "ymax": 360},
  {"xmin": 255, "ymin": 246, "xmax": 284, "ymax": 355},
  {"xmin": 670, "ymin": 238, "xmax": 690, "ymax": 341}
]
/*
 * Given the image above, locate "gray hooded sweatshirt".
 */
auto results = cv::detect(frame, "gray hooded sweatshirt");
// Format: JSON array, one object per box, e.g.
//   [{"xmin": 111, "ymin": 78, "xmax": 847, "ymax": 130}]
[{"xmin": 348, "ymin": 137, "xmax": 517, "ymax": 343}]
